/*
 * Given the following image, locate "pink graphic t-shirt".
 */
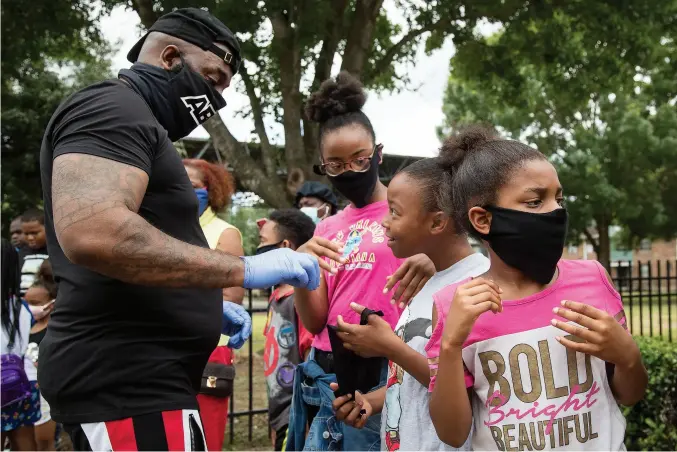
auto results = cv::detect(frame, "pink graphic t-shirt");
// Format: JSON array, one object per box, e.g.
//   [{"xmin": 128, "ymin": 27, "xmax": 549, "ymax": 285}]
[
  {"xmin": 426, "ymin": 260, "xmax": 628, "ymax": 451},
  {"xmin": 312, "ymin": 200, "xmax": 404, "ymax": 352}
]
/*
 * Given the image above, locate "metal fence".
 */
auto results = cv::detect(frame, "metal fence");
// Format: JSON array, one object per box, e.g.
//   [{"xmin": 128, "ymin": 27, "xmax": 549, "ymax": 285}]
[
  {"xmin": 227, "ymin": 259, "xmax": 677, "ymax": 443},
  {"xmin": 609, "ymin": 260, "xmax": 676, "ymax": 341}
]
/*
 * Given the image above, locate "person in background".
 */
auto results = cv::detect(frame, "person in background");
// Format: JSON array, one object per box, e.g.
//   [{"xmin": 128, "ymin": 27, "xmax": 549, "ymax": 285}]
[
  {"xmin": 10, "ymin": 217, "xmax": 26, "ymax": 250},
  {"xmin": 19, "ymin": 209, "xmax": 49, "ymax": 295},
  {"xmin": 295, "ymin": 181, "xmax": 338, "ymax": 224},
  {"xmin": 25, "ymin": 260, "xmax": 58, "ymax": 451},
  {"xmin": 331, "ymin": 158, "xmax": 489, "ymax": 451},
  {"xmin": 287, "ymin": 71, "xmax": 435, "ymax": 451},
  {"xmin": 1, "ymin": 239, "xmax": 39, "ymax": 451},
  {"xmin": 427, "ymin": 126, "xmax": 647, "ymax": 450},
  {"xmin": 257, "ymin": 209, "xmax": 317, "ymax": 451},
  {"xmin": 183, "ymin": 158, "xmax": 245, "ymax": 452}
]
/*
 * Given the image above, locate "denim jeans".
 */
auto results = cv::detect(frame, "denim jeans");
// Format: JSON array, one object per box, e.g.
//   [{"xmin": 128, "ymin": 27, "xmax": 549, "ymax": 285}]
[{"xmin": 287, "ymin": 348, "xmax": 385, "ymax": 451}]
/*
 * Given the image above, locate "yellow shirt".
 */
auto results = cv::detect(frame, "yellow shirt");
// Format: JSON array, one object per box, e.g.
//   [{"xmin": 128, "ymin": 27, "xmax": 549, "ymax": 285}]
[
  {"xmin": 199, "ymin": 207, "xmax": 242, "ymax": 250},
  {"xmin": 199, "ymin": 207, "xmax": 243, "ymax": 346}
]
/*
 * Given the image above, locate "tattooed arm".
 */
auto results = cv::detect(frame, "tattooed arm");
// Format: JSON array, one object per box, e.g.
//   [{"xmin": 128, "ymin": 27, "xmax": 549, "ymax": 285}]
[{"xmin": 52, "ymin": 153, "xmax": 245, "ymax": 288}]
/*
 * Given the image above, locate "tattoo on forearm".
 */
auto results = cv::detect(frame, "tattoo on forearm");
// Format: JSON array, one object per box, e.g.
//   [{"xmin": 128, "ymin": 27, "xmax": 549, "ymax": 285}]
[{"xmin": 52, "ymin": 154, "xmax": 241, "ymax": 288}]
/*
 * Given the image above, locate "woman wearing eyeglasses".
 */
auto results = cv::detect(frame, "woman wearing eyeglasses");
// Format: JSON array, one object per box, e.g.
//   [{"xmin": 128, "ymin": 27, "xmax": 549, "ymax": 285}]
[{"xmin": 286, "ymin": 72, "xmax": 435, "ymax": 451}]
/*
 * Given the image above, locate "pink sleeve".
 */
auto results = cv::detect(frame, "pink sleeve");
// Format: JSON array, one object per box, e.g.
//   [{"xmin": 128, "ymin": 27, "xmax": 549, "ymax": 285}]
[
  {"xmin": 592, "ymin": 261, "xmax": 627, "ymax": 330},
  {"xmin": 426, "ymin": 283, "xmax": 475, "ymax": 392}
]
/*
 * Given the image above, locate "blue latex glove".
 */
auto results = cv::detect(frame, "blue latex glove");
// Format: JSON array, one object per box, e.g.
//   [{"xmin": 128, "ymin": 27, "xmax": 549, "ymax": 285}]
[
  {"xmin": 241, "ymin": 248, "xmax": 320, "ymax": 290},
  {"xmin": 222, "ymin": 301, "xmax": 252, "ymax": 349}
]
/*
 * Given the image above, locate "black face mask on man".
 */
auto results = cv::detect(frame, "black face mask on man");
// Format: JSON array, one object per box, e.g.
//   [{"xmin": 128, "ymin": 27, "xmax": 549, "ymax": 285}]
[
  {"xmin": 119, "ymin": 59, "xmax": 226, "ymax": 141},
  {"xmin": 328, "ymin": 151, "xmax": 380, "ymax": 209},
  {"xmin": 479, "ymin": 206, "xmax": 568, "ymax": 285}
]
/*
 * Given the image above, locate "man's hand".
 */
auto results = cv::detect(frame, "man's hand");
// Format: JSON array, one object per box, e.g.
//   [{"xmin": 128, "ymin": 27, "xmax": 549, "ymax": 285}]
[
  {"xmin": 336, "ymin": 302, "xmax": 398, "ymax": 359},
  {"xmin": 297, "ymin": 237, "xmax": 347, "ymax": 273},
  {"xmin": 222, "ymin": 301, "xmax": 252, "ymax": 349},
  {"xmin": 330, "ymin": 383, "xmax": 372, "ymax": 429},
  {"xmin": 383, "ymin": 254, "xmax": 436, "ymax": 308},
  {"xmin": 241, "ymin": 248, "xmax": 320, "ymax": 290}
]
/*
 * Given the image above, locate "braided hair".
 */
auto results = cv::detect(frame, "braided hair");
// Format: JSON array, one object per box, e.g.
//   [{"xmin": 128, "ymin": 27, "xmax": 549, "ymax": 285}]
[{"xmin": 1, "ymin": 239, "xmax": 22, "ymax": 348}]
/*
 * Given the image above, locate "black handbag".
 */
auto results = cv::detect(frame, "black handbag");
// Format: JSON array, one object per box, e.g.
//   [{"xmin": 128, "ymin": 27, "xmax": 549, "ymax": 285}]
[
  {"xmin": 199, "ymin": 362, "xmax": 235, "ymax": 398},
  {"xmin": 327, "ymin": 308, "xmax": 387, "ymax": 398}
]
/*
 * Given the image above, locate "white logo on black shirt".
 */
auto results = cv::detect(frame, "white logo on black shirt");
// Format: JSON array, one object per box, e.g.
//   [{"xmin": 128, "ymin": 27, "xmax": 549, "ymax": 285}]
[{"xmin": 181, "ymin": 95, "xmax": 216, "ymax": 125}]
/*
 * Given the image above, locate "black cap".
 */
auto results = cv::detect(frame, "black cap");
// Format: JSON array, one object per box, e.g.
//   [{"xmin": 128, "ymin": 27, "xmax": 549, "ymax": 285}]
[
  {"xmin": 295, "ymin": 181, "xmax": 338, "ymax": 210},
  {"xmin": 127, "ymin": 8, "xmax": 241, "ymax": 74}
]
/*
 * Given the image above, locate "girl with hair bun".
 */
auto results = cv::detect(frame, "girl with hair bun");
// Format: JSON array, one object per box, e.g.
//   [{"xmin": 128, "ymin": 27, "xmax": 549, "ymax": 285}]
[
  {"xmin": 287, "ymin": 72, "xmax": 435, "ymax": 451},
  {"xmin": 426, "ymin": 125, "xmax": 647, "ymax": 450}
]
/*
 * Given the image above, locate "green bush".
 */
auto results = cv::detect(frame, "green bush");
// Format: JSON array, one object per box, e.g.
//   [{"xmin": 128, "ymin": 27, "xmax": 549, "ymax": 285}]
[{"xmin": 623, "ymin": 337, "xmax": 677, "ymax": 450}]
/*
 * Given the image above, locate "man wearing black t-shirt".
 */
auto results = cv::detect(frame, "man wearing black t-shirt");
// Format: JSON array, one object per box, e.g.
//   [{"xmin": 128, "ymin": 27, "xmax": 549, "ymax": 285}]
[{"xmin": 38, "ymin": 9, "xmax": 322, "ymax": 451}]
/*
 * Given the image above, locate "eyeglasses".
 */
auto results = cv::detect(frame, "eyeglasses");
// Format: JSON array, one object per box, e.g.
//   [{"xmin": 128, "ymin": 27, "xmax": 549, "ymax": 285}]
[{"xmin": 313, "ymin": 144, "xmax": 382, "ymax": 177}]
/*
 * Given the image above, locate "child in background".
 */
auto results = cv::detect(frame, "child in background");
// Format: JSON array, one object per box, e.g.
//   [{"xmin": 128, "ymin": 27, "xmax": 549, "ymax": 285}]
[
  {"xmin": 18, "ymin": 209, "xmax": 49, "ymax": 295},
  {"xmin": 330, "ymin": 157, "xmax": 490, "ymax": 451},
  {"xmin": 427, "ymin": 126, "xmax": 647, "ymax": 450},
  {"xmin": 1, "ymin": 239, "xmax": 39, "ymax": 451},
  {"xmin": 25, "ymin": 260, "xmax": 58, "ymax": 451},
  {"xmin": 256, "ymin": 209, "xmax": 317, "ymax": 451}
]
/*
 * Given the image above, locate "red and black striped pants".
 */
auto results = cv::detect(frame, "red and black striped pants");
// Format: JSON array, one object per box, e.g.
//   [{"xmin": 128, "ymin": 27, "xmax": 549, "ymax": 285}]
[{"xmin": 64, "ymin": 409, "xmax": 206, "ymax": 451}]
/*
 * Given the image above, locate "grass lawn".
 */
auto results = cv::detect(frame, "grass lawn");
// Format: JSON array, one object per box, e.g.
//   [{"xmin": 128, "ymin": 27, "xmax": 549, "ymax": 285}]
[{"xmin": 622, "ymin": 294, "xmax": 677, "ymax": 340}]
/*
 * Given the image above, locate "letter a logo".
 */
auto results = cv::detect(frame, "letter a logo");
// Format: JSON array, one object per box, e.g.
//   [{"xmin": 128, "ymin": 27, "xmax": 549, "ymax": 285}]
[{"xmin": 181, "ymin": 95, "xmax": 216, "ymax": 125}]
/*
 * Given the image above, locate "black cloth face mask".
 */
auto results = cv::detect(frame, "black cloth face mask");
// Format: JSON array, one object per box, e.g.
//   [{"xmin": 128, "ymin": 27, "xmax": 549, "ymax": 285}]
[
  {"xmin": 255, "ymin": 242, "xmax": 282, "ymax": 255},
  {"xmin": 328, "ymin": 151, "xmax": 380, "ymax": 208},
  {"xmin": 119, "ymin": 60, "xmax": 226, "ymax": 141},
  {"xmin": 480, "ymin": 206, "xmax": 568, "ymax": 284}
]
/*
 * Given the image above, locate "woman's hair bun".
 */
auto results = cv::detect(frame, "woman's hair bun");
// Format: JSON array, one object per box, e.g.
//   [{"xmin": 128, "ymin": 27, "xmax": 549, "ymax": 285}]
[
  {"xmin": 438, "ymin": 124, "xmax": 498, "ymax": 170},
  {"xmin": 304, "ymin": 71, "xmax": 367, "ymax": 124}
]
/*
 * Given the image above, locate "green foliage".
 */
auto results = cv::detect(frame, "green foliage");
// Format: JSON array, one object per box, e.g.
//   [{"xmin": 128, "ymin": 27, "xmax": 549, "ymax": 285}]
[
  {"xmin": 623, "ymin": 337, "xmax": 677, "ymax": 451},
  {"xmin": 438, "ymin": 1, "xmax": 677, "ymax": 266},
  {"xmin": 1, "ymin": 0, "xmax": 114, "ymax": 232},
  {"xmin": 221, "ymin": 206, "xmax": 271, "ymax": 255}
]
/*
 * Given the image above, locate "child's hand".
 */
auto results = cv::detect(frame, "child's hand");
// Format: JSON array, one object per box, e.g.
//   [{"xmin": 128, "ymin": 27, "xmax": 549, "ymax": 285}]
[
  {"xmin": 336, "ymin": 303, "xmax": 398, "ymax": 358},
  {"xmin": 297, "ymin": 237, "xmax": 347, "ymax": 273},
  {"xmin": 330, "ymin": 383, "xmax": 372, "ymax": 429},
  {"xmin": 442, "ymin": 278, "xmax": 502, "ymax": 348},
  {"xmin": 552, "ymin": 300, "xmax": 640, "ymax": 369},
  {"xmin": 383, "ymin": 254, "xmax": 436, "ymax": 308}
]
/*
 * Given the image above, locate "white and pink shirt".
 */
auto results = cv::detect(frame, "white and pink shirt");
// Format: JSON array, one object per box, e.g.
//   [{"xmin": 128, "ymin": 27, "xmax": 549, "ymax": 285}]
[
  {"xmin": 311, "ymin": 201, "xmax": 404, "ymax": 352},
  {"xmin": 427, "ymin": 259, "xmax": 628, "ymax": 451}
]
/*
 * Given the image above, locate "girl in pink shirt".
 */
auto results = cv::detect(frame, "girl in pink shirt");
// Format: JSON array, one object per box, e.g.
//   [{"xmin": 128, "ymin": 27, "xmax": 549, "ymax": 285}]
[
  {"xmin": 426, "ymin": 126, "xmax": 647, "ymax": 451},
  {"xmin": 287, "ymin": 72, "xmax": 434, "ymax": 451}
]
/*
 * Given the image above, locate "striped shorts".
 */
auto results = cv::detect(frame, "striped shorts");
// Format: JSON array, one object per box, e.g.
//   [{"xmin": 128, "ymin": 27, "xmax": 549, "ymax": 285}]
[{"xmin": 63, "ymin": 409, "xmax": 206, "ymax": 451}]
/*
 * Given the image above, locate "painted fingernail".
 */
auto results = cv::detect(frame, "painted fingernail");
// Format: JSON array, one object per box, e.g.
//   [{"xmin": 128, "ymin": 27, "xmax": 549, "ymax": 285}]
[
  {"xmin": 399, "ymin": 302, "xmax": 405, "ymax": 309},
  {"xmin": 551, "ymin": 319, "xmax": 557, "ymax": 326},
  {"xmin": 561, "ymin": 300, "xmax": 567, "ymax": 306},
  {"xmin": 347, "ymin": 394, "xmax": 352, "ymax": 399},
  {"xmin": 383, "ymin": 288, "xmax": 388, "ymax": 294},
  {"xmin": 552, "ymin": 307, "xmax": 559, "ymax": 314},
  {"xmin": 555, "ymin": 336, "xmax": 562, "ymax": 342},
  {"xmin": 360, "ymin": 409, "xmax": 367, "ymax": 415}
]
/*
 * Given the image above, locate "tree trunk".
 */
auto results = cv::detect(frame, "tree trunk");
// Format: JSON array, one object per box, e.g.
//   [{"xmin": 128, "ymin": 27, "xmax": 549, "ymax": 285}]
[
  {"xmin": 132, "ymin": 0, "xmax": 159, "ymax": 29},
  {"xmin": 341, "ymin": 0, "xmax": 384, "ymax": 78},
  {"xmin": 596, "ymin": 216, "xmax": 612, "ymax": 271},
  {"xmin": 303, "ymin": 0, "xmax": 349, "ymax": 174},
  {"xmin": 203, "ymin": 116, "xmax": 291, "ymax": 207},
  {"xmin": 270, "ymin": 11, "xmax": 306, "ymax": 192}
]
